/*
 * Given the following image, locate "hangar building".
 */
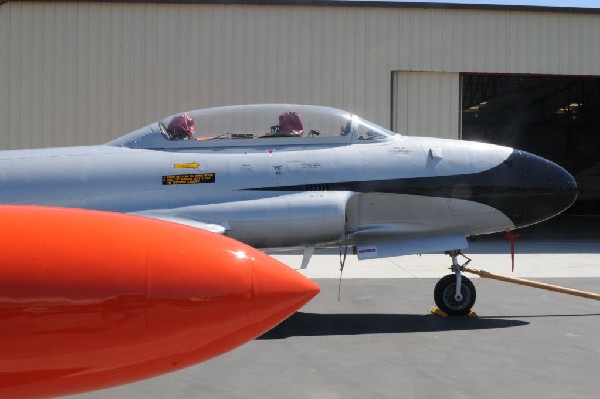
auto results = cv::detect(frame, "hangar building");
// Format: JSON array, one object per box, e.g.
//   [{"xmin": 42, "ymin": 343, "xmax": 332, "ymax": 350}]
[{"xmin": 1, "ymin": 0, "xmax": 599, "ymax": 215}]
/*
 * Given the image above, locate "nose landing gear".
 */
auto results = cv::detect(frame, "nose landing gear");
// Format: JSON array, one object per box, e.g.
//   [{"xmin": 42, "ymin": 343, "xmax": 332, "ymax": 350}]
[{"xmin": 434, "ymin": 251, "xmax": 476, "ymax": 315}]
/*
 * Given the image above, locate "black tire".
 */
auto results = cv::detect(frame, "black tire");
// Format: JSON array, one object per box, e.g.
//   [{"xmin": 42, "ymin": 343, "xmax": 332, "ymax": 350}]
[{"xmin": 434, "ymin": 274, "xmax": 476, "ymax": 316}]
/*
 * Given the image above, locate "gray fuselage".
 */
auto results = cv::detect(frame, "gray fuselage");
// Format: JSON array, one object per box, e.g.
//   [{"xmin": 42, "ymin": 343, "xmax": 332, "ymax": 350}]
[{"xmin": 0, "ymin": 133, "xmax": 577, "ymax": 254}]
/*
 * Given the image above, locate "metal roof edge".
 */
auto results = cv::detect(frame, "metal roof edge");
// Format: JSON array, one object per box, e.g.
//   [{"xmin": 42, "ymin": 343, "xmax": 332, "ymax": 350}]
[{"xmin": 2, "ymin": 1, "xmax": 600, "ymax": 15}]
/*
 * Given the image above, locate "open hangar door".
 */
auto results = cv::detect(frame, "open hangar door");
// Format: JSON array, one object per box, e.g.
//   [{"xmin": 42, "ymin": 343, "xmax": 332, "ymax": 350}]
[{"xmin": 461, "ymin": 74, "xmax": 600, "ymax": 225}]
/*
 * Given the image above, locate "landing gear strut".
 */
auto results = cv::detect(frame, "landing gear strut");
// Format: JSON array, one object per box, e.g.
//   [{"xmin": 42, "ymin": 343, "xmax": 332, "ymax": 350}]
[{"xmin": 434, "ymin": 250, "xmax": 476, "ymax": 315}]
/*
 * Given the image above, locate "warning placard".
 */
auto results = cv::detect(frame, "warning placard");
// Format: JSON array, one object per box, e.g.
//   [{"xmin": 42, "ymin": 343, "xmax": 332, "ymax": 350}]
[{"xmin": 162, "ymin": 173, "xmax": 215, "ymax": 185}]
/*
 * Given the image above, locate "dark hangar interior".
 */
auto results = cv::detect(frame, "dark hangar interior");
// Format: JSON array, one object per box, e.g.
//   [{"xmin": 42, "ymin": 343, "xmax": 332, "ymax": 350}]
[{"xmin": 461, "ymin": 74, "xmax": 600, "ymax": 217}]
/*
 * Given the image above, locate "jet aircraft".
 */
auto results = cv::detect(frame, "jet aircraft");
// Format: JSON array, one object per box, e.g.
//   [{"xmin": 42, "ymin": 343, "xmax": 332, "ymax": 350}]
[{"xmin": 0, "ymin": 104, "xmax": 578, "ymax": 315}]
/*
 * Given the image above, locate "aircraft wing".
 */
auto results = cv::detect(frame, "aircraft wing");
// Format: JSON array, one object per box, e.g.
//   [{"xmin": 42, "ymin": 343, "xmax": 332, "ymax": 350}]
[{"xmin": 131, "ymin": 190, "xmax": 470, "ymax": 262}]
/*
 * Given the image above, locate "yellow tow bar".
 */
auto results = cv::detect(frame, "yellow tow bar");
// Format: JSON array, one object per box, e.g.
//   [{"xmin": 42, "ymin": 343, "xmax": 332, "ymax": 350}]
[{"xmin": 463, "ymin": 267, "xmax": 600, "ymax": 301}]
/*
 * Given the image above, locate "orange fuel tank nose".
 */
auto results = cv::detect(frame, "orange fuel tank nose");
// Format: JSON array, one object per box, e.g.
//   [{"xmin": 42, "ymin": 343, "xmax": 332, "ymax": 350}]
[
  {"xmin": 145, "ymin": 230, "xmax": 320, "ymax": 369},
  {"xmin": 0, "ymin": 206, "xmax": 319, "ymax": 398},
  {"xmin": 250, "ymin": 249, "xmax": 320, "ymax": 326}
]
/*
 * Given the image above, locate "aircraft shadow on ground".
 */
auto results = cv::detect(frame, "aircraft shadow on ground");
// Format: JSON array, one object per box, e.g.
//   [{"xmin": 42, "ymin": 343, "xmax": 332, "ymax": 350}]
[{"xmin": 257, "ymin": 311, "xmax": 528, "ymax": 340}]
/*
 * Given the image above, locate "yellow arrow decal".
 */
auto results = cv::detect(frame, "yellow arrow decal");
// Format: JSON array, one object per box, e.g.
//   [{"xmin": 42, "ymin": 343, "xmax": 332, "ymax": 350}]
[{"xmin": 174, "ymin": 162, "xmax": 199, "ymax": 169}]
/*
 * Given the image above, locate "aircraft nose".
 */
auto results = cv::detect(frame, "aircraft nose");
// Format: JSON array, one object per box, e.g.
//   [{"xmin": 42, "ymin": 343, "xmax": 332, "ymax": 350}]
[{"xmin": 518, "ymin": 150, "xmax": 578, "ymax": 227}]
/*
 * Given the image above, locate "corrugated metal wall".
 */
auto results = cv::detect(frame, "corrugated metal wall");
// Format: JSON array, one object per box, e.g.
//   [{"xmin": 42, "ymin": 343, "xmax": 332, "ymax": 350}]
[
  {"xmin": 392, "ymin": 71, "xmax": 460, "ymax": 138},
  {"xmin": 1, "ymin": 2, "xmax": 600, "ymax": 149}
]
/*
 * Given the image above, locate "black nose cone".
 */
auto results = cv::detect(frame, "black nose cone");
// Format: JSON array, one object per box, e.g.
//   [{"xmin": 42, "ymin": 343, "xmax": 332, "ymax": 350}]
[{"xmin": 518, "ymin": 150, "xmax": 578, "ymax": 227}]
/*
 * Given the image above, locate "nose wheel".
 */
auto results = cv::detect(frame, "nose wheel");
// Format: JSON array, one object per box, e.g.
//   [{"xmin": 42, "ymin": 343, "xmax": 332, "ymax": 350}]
[
  {"xmin": 434, "ymin": 250, "xmax": 477, "ymax": 315},
  {"xmin": 434, "ymin": 274, "xmax": 476, "ymax": 315}
]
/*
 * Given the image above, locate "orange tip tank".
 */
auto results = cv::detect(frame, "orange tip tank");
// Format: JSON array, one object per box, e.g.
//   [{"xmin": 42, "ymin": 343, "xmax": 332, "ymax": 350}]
[{"xmin": 0, "ymin": 205, "xmax": 319, "ymax": 398}]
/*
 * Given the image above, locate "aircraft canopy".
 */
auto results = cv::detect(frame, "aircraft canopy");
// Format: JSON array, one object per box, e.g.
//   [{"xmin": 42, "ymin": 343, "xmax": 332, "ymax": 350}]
[{"xmin": 108, "ymin": 104, "xmax": 395, "ymax": 149}]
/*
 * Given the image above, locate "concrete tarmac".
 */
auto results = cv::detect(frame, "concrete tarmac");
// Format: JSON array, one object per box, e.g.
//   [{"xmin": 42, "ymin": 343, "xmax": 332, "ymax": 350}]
[{"xmin": 68, "ymin": 239, "xmax": 600, "ymax": 399}]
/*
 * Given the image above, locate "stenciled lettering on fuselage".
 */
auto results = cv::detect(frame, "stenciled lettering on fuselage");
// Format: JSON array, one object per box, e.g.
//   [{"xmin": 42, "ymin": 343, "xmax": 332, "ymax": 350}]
[{"xmin": 162, "ymin": 173, "xmax": 215, "ymax": 185}]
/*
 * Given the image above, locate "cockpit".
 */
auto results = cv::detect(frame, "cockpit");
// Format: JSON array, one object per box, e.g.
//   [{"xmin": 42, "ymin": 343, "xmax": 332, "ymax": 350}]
[{"xmin": 107, "ymin": 104, "xmax": 396, "ymax": 149}]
